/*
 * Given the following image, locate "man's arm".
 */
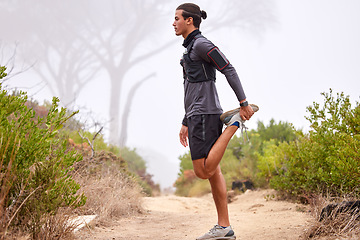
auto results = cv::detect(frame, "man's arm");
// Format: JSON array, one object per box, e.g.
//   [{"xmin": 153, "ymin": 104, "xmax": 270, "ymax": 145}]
[
  {"xmin": 210, "ymin": 52, "xmax": 254, "ymax": 120},
  {"xmin": 194, "ymin": 38, "xmax": 254, "ymax": 120}
]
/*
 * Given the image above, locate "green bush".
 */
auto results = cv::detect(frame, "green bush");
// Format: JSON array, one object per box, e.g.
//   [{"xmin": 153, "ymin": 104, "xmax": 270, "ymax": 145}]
[
  {"xmin": 270, "ymin": 90, "xmax": 360, "ymax": 199},
  {"xmin": 174, "ymin": 152, "xmax": 194, "ymax": 196},
  {"xmin": 174, "ymin": 119, "xmax": 296, "ymax": 195},
  {"xmin": 174, "ymin": 90, "xmax": 360, "ymax": 200},
  {"xmin": 0, "ymin": 66, "xmax": 6, "ymax": 79},
  {"xmin": 256, "ymin": 139, "xmax": 282, "ymax": 181},
  {"xmin": 0, "ymin": 69, "xmax": 85, "ymax": 238}
]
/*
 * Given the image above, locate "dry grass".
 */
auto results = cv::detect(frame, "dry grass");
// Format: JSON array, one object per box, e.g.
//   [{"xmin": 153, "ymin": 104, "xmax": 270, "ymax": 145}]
[
  {"xmin": 187, "ymin": 179, "xmax": 211, "ymax": 197},
  {"xmin": 77, "ymin": 173, "xmax": 143, "ymax": 225},
  {"xmin": 302, "ymin": 195, "xmax": 360, "ymax": 240},
  {"xmin": 35, "ymin": 210, "xmax": 80, "ymax": 240},
  {"xmin": 3, "ymin": 208, "xmax": 79, "ymax": 240},
  {"xmin": 72, "ymin": 151, "xmax": 144, "ymax": 226}
]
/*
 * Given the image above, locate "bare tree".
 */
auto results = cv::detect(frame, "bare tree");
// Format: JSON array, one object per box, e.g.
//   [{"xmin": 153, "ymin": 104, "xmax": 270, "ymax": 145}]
[
  {"xmin": 0, "ymin": 1, "xmax": 99, "ymax": 107},
  {"xmin": 0, "ymin": 0, "xmax": 276, "ymax": 146},
  {"xmin": 119, "ymin": 72, "xmax": 156, "ymax": 146},
  {"xmin": 75, "ymin": 0, "xmax": 276, "ymax": 145},
  {"xmin": 74, "ymin": 0, "xmax": 173, "ymax": 145},
  {"xmin": 204, "ymin": 0, "xmax": 276, "ymax": 34},
  {"xmin": 0, "ymin": 42, "xmax": 34, "ymax": 88}
]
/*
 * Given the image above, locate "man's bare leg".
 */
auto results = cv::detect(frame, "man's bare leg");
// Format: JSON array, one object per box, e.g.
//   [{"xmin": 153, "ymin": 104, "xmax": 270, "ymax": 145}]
[
  {"xmin": 192, "ymin": 125, "xmax": 238, "ymax": 227},
  {"xmin": 209, "ymin": 166, "xmax": 230, "ymax": 227}
]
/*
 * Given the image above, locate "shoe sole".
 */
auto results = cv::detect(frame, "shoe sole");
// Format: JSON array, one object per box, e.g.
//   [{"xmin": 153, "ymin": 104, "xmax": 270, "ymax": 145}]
[
  {"xmin": 212, "ymin": 236, "xmax": 236, "ymax": 240},
  {"xmin": 197, "ymin": 236, "xmax": 236, "ymax": 240},
  {"xmin": 220, "ymin": 104, "xmax": 259, "ymax": 122}
]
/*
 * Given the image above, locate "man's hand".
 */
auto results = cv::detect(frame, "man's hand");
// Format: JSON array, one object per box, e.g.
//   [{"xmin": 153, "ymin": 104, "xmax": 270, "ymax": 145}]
[
  {"xmin": 240, "ymin": 105, "xmax": 254, "ymax": 121},
  {"xmin": 179, "ymin": 124, "xmax": 189, "ymax": 147}
]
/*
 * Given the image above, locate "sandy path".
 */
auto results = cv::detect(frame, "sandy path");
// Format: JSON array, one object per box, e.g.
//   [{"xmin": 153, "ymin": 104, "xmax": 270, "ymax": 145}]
[{"xmin": 76, "ymin": 189, "xmax": 312, "ymax": 240}]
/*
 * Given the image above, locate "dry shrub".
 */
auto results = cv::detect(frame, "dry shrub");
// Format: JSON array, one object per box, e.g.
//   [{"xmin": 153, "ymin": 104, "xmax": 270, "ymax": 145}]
[
  {"xmin": 79, "ymin": 173, "xmax": 143, "ymax": 225},
  {"xmin": 4, "ymin": 208, "xmax": 79, "ymax": 240},
  {"xmin": 34, "ymin": 209, "xmax": 80, "ymax": 240},
  {"xmin": 72, "ymin": 151, "xmax": 143, "ymax": 226},
  {"xmin": 188, "ymin": 179, "xmax": 211, "ymax": 197},
  {"xmin": 302, "ymin": 195, "xmax": 360, "ymax": 239}
]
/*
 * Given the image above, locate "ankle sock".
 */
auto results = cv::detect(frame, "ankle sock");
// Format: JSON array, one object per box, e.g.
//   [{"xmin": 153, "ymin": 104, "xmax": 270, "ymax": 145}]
[
  {"xmin": 220, "ymin": 225, "xmax": 229, "ymax": 229},
  {"xmin": 231, "ymin": 121, "xmax": 240, "ymax": 127}
]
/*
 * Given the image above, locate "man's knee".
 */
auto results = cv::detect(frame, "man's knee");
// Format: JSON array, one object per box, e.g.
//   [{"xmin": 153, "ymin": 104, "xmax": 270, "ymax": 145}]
[
  {"xmin": 194, "ymin": 168, "xmax": 210, "ymax": 179},
  {"xmin": 192, "ymin": 158, "xmax": 215, "ymax": 179}
]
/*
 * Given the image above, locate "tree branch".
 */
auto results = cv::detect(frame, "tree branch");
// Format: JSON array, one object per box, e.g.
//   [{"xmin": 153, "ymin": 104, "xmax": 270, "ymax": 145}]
[{"xmin": 119, "ymin": 72, "xmax": 156, "ymax": 146}]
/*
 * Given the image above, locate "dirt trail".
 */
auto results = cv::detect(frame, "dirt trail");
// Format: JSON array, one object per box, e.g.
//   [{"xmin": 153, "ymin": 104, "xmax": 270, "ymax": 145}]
[{"xmin": 76, "ymin": 189, "xmax": 312, "ymax": 240}]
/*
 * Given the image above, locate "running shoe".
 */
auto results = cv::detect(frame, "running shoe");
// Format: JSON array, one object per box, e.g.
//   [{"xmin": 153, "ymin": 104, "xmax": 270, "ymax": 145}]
[
  {"xmin": 196, "ymin": 224, "xmax": 236, "ymax": 240},
  {"xmin": 220, "ymin": 104, "xmax": 259, "ymax": 126}
]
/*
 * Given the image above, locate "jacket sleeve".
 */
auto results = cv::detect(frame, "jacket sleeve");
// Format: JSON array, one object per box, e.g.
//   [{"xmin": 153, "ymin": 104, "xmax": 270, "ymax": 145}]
[
  {"xmin": 193, "ymin": 38, "xmax": 246, "ymax": 102},
  {"xmin": 182, "ymin": 115, "xmax": 188, "ymax": 127}
]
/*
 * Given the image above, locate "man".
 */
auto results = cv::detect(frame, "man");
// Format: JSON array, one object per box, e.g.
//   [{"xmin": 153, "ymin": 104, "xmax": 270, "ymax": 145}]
[{"xmin": 173, "ymin": 3, "xmax": 258, "ymax": 240}]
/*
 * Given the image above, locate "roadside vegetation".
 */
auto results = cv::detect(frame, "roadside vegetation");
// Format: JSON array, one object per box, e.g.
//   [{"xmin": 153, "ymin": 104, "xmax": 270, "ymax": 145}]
[{"xmin": 0, "ymin": 66, "xmax": 158, "ymax": 239}]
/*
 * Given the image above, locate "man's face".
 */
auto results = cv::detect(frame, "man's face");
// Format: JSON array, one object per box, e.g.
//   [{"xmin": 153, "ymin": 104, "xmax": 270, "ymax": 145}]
[{"xmin": 173, "ymin": 10, "xmax": 187, "ymax": 37}]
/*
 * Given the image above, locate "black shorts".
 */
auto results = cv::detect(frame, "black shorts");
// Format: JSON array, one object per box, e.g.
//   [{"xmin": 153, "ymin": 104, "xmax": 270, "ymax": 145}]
[{"xmin": 187, "ymin": 114, "xmax": 223, "ymax": 160}]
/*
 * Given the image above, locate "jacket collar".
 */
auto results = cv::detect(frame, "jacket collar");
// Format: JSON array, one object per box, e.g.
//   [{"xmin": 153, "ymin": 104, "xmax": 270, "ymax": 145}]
[{"xmin": 182, "ymin": 29, "xmax": 201, "ymax": 48}]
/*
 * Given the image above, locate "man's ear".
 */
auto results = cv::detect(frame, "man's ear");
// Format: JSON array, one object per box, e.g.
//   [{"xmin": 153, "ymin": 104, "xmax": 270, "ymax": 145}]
[{"xmin": 186, "ymin": 17, "xmax": 193, "ymax": 25}]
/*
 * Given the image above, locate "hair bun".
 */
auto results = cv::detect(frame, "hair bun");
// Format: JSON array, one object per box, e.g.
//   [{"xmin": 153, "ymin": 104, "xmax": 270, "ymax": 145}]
[{"xmin": 200, "ymin": 10, "xmax": 207, "ymax": 19}]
